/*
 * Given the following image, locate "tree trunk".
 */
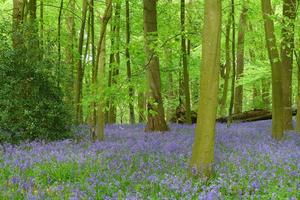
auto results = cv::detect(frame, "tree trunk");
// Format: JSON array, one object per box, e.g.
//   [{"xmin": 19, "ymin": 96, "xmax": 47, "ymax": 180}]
[
  {"xmin": 12, "ymin": 0, "xmax": 24, "ymax": 49},
  {"xmin": 280, "ymin": 0, "xmax": 297, "ymax": 130},
  {"xmin": 190, "ymin": 0, "xmax": 221, "ymax": 178},
  {"xmin": 107, "ymin": 3, "xmax": 120, "ymax": 124},
  {"xmin": 220, "ymin": 12, "xmax": 231, "ymax": 116},
  {"xmin": 181, "ymin": 0, "xmax": 192, "ymax": 124},
  {"xmin": 66, "ymin": 0, "xmax": 76, "ymax": 107},
  {"xmin": 234, "ymin": 2, "xmax": 248, "ymax": 114},
  {"xmin": 28, "ymin": 0, "xmax": 39, "ymax": 51},
  {"xmin": 261, "ymin": 0, "xmax": 284, "ymax": 140},
  {"xmin": 126, "ymin": 0, "xmax": 135, "ymax": 124},
  {"xmin": 57, "ymin": 0, "xmax": 64, "ymax": 87},
  {"xmin": 94, "ymin": 0, "xmax": 112, "ymax": 141},
  {"xmin": 228, "ymin": 0, "xmax": 236, "ymax": 125},
  {"xmin": 138, "ymin": 92, "xmax": 146, "ymax": 123},
  {"xmin": 295, "ymin": 51, "xmax": 300, "ymax": 132},
  {"xmin": 75, "ymin": 0, "xmax": 88, "ymax": 124},
  {"xmin": 40, "ymin": 0, "xmax": 44, "ymax": 53},
  {"xmin": 143, "ymin": 0, "xmax": 169, "ymax": 132},
  {"xmin": 89, "ymin": 0, "xmax": 96, "ymax": 126}
]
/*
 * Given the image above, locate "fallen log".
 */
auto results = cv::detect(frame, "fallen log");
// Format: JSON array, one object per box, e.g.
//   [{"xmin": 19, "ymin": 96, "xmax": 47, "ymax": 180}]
[{"xmin": 217, "ymin": 109, "xmax": 272, "ymax": 123}]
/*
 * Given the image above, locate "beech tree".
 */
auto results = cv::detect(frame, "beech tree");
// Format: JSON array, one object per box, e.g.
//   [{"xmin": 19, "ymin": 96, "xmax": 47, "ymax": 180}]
[
  {"xmin": 280, "ymin": 0, "xmax": 297, "ymax": 130},
  {"xmin": 143, "ymin": 0, "xmax": 169, "ymax": 132},
  {"xmin": 190, "ymin": 0, "xmax": 221, "ymax": 177},
  {"xmin": 261, "ymin": 0, "xmax": 284, "ymax": 140},
  {"xmin": 234, "ymin": 0, "xmax": 248, "ymax": 114},
  {"xmin": 94, "ymin": 0, "xmax": 112, "ymax": 141}
]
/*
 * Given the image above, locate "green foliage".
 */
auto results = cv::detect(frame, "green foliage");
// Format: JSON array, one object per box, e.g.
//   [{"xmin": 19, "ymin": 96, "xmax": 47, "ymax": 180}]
[{"xmin": 0, "ymin": 27, "xmax": 72, "ymax": 143}]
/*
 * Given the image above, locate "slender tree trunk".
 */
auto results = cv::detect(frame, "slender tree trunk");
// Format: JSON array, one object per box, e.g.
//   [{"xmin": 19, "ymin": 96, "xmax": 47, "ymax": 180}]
[
  {"xmin": 28, "ymin": 0, "xmax": 38, "ymax": 50},
  {"xmin": 40, "ymin": 0, "xmax": 44, "ymax": 53},
  {"xmin": 143, "ymin": 0, "xmax": 169, "ymax": 132},
  {"xmin": 126, "ymin": 0, "xmax": 135, "ymax": 124},
  {"xmin": 164, "ymin": 47, "xmax": 175, "ymax": 121},
  {"xmin": 12, "ymin": 0, "xmax": 24, "ymax": 49},
  {"xmin": 234, "ymin": 1, "xmax": 248, "ymax": 114},
  {"xmin": 228, "ymin": 0, "xmax": 236, "ymax": 125},
  {"xmin": 138, "ymin": 92, "xmax": 146, "ymax": 123},
  {"xmin": 94, "ymin": 0, "xmax": 112, "ymax": 141},
  {"xmin": 181, "ymin": 0, "xmax": 192, "ymax": 124},
  {"xmin": 295, "ymin": 51, "xmax": 300, "ymax": 132},
  {"xmin": 190, "ymin": 0, "xmax": 221, "ymax": 178},
  {"xmin": 107, "ymin": 5, "xmax": 116, "ymax": 124},
  {"xmin": 261, "ymin": 0, "xmax": 284, "ymax": 140},
  {"xmin": 89, "ymin": 0, "xmax": 97, "ymax": 127},
  {"xmin": 220, "ymin": 12, "xmax": 231, "ymax": 116},
  {"xmin": 280, "ymin": 0, "xmax": 297, "ymax": 130},
  {"xmin": 66, "ymin": 0, "xmax": 76, "ymax": 107},
  {"xmin": 108, "ymin": 2, "xmax": 121, "ymax": 124},
  {"xmin": 57, "ymin": 0, "xmax": 64, "ymax": 87},
  {"xmin": 75, "ymin": 0, "xmax": 88, "ymax": 124}
]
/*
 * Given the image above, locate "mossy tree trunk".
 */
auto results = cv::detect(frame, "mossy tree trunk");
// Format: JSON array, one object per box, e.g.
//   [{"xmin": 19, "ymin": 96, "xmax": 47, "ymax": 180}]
[
  {"xmin": 234, "ymin": 1, "xmax": 248, "ymax": 114},
  {"xmin": 94, "ymin": 0, "xmax": 112, "ymax": 141},
  {"xmin": 189, "ymin": 0, "xmax": 221, "ymax": 178},
  {"xmin": 280, "ymin": 0, "xmax": 297, "ymax": 131},
  {"xmin": 143, "ymin": 0, "xmax": 169, "ymax": 132},
  {"xmin": 261, "ymin": 0, "xmax": 284, "ymax": 140}
]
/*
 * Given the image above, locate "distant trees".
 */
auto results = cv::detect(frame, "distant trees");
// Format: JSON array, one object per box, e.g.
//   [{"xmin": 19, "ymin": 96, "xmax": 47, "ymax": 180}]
[{"xmin": 190, "ymin": 0, "xmax": 221, "ymax": 177}]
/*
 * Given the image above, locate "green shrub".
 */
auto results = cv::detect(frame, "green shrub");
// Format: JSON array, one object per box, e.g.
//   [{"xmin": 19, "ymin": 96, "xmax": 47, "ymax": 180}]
[{"xmin": 0, "ymin": 30, "xmax": 72, "ymax": 143}]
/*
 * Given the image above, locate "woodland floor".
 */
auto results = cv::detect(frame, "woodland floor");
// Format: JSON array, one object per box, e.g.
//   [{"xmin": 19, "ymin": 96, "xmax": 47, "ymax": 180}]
[{"xmin": 0, "ymin": 120, "xmax": 299, "ymax": 199}]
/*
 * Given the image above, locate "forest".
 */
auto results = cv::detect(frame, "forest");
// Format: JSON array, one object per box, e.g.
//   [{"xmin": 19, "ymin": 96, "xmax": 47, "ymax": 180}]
[{"xmin": 0, "ymin": 0, "xmax": 299, "ymax": 199}]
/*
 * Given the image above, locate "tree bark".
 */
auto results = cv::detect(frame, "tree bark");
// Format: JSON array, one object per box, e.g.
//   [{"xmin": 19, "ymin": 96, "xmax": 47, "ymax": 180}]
[
  {"xmin": 190, "ymin": 0, "xmax": 221, "ymax": 178},
  {"xmin": 143, "ymin": 0, "xmax": 169, "ymax": 132},
  {"xmin": 126, "ymin": 0, "xmax": 135, "ymax": 124},
  {"xmin": 261, "ymin": 0, "xmax": 284, "ymax": 140},
  {"xmin": 295, "ymin": 51, "xmax": 300, "ymax": 132},
  {"xmin": 75, "ymin": 0, "xmax": 88, "ymax": 124},
  {"xmin": 12, "ymin": 0, "xmax": 24, "ymax": 49},
  {"xmin": 220, "ymin": 12, "xmax": 231, "ymax": 116},
  {"xmin": 228, "ymin": 0, "xmax": 236, "ymax": 125},
  {"xmin": 234, "ymin": 1, "xmax": 248, "ymax": 114},
  {"xmin": 66, "ymin": 0, "xmax": 76, "ymax": 107},
  {"xmin": 138, "ymin": 92, "xmax": 146, "ymax": 123},
  {"xmin": 107, "ymin": 3, "xmax": 121, "ymax": 124},
  {"xmin": 280, "ymin": 0, "xmax": 297, "ymax": 130},
  {"xmin": 181, "ymin": 0, "xmax": 192, "ymax": 124},
  {"xmin": 94, "ymin": 0, "xmax": 112, "ymax": 141}
]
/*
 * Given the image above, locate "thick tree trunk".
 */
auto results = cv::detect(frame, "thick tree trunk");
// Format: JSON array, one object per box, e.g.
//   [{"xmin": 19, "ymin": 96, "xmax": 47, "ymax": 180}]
[
  {"xmin": 280, "ymin": 0, "xmax": 297, "ymax": 130},
  {"xmin": 126, "ymin": 0, "xmax": 135, "ymax": 124},
  {"xmin": 234, "ymin": 2, "xmax": 248, "ymax": 114},
  {"xmin": 220, "ymin": 12, "xmax": 231, "ymax": 116},
  {"xmin": 75, "ymin": 0, "xmax": 88, "ymax": 124},
  {"xmin": 190, "ymin": 0, "xmax": 221, "ymax": 178},
  {"xmin": 261, "ymin": 0, "xmax": 284, "ymax": 140},
  {"xmin": 94, "ymin": 0, "xmax": 112, "ymax": 141},
  {"xmin": 143, "ymin": 0, "xmax": 169, "ymax": 132},
  {"xmin": 181, "ymin": 0, "xmax": 192, "ymax": 124}
]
